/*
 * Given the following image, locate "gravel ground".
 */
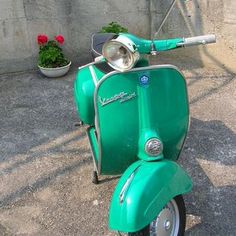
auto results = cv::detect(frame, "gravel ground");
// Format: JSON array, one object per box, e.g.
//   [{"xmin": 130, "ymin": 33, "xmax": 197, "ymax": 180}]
[{"xmin": 0, "ymin": 65, "xmax": 235, "ymax": 236}]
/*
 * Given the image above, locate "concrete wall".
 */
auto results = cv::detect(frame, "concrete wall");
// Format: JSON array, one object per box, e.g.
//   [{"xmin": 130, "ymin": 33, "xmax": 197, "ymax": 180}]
[
  {"xmin": 0, "ymin": 0, "xmax": 236, "ymax": 74},
  {"xmin": 0, "ymin": 0, "xmax": 150, "ymax": 74},
  {"xmin": 150, "ymin": 0, "xmax": 236, "ymax": 73}
]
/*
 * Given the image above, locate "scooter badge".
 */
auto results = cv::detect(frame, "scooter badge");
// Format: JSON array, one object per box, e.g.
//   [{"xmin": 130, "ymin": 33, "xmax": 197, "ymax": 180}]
[{"xmin": 140, "ymin": 75, "xmax": 149, "ymax": 85}]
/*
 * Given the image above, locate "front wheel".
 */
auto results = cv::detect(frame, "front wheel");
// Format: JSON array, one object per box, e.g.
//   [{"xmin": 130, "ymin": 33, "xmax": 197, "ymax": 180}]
[{"xmin": 127, "ymin": 195, "xmax": 186, "ymax": 236}]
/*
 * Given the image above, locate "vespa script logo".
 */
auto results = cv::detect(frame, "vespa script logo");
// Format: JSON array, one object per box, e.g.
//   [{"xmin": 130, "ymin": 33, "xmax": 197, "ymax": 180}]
[{"xmin": 99, "ymin": 91, "xmax": 136, "ymax": 107}]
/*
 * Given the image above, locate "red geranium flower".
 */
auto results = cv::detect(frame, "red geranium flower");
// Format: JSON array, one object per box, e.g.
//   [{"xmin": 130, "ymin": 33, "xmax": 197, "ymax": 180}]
[
  {"xmin": 55, "ymin": 35, "xmax": 64, "ymax": 45},
  {"xmin": 37, "ymin": 34, "xmax": 48, "ymax": 45}
]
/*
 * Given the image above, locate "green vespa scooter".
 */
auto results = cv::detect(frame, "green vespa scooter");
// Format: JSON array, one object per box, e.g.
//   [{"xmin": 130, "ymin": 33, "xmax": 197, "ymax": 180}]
[{"xmin": 74, "ymin": 11, "xmax": 216, "ymax": 236}]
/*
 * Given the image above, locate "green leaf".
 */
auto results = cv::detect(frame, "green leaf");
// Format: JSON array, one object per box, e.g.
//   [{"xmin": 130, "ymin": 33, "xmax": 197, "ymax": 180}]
[
  {"xmin": 38, "ymin": 40, "xmax": 69, "ymax": 68},
  {"xmin": 99, "ymin": 22, "xmax": 128, "ymax": 34}
]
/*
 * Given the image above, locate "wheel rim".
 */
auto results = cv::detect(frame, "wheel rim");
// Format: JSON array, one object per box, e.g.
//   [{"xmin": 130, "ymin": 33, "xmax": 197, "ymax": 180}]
[
  {"xmin": 149, "ymin": 199, "xmax": 180, "ymax": 236},
  {"xmin": 118, "ymin": 198, "xmax": 180, "ymax": 236}
]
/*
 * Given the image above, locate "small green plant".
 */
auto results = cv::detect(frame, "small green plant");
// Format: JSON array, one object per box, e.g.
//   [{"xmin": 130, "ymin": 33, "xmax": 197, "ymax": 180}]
[
  {"xmin": 100, "ymin": 22, "xmax": 128, "ymax": 34},
  {"xmin": 37, "ymin": 34, "xmax": 69, "ymax": 68}
]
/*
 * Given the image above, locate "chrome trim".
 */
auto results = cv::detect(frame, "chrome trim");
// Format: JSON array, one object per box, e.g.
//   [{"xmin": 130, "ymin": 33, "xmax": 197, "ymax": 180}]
[
  {"xmin": 94, "ymin": 64, "xmax": 189, "ymax": 174},
  {"xmin": 150, "ymin": 198, "xmax": 180, "ymax": 236},
  {"xmin": 94, "ymin": 55, "xmax": 104, "ymax": 62},
  {"xmin": 99, "ymin": 91, "xmax": 136, "ymax": 107},
  {"xmin": 86, "ymin": 127, "xmax": 98, "ymax": 173},
  {"xmin": 78, "ymin": 60, "xmax": 103, "ymax": 70},
  {"xmin": 176, "ymin": 34, "xmax": 216, "ymax": 47},
  {"xmin": 102, "ymin": 35, "xmax": 140, "ymax": 72},
  {"xmin": 176, "ymin": 38, "xmax": 185, "ymax": 47},
  {"xmin": 178, "ymin": 103, "xmax": 191, "ymax": 158},
  {"xmin": 91, "ymin": 33, "xmax": 102, "ymax": 57},
  {"xmin": 177, "ymin": 73, "xmax": 191, "ymax": 159},
  {"xmin": 89, "ymin": 65, "xmax": 98, "ymax": 86},
  {"xmin": 95, "ymin": 70, "xmax": 118, "ymax": 174},
  {"xmin": 119, "ymin": 166, "xmax": 140, "ymax": 204}
]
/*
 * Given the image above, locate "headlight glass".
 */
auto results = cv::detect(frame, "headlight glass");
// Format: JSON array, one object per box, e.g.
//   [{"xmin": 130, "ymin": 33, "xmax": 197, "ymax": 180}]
[{"xmin": 102, "ymin": 36, "xmax": 139, "ymax": 72}]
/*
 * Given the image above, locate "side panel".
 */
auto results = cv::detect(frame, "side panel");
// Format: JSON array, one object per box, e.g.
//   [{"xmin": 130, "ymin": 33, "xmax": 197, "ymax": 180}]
[
  {"xmin": 74, "ymin": 67, "xmax": 95, "ymax": 125},
  {"xmin": 74, "ymin": 65, "xmax": 105, "ymax": 126},
  {"xmin": 109, "ymin": 160, "xmax": 192, "ymax": 232},
  {"xmin": 95, "ymin": 66, "xmax": 189, "ymax": 175},
  {"xmin": 87, "ymin": 127, "xmax": 99, "ymax": 165},
  {"xmin": 73, "ymin": 60, "xmax": 148, "ymax": 126}
]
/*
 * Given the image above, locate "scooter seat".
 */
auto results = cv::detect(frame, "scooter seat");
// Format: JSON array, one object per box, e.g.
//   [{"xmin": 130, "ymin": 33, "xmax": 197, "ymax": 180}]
[{"xmin": 91, "ymin": 33, "xmax": 115, "ymax": 59}]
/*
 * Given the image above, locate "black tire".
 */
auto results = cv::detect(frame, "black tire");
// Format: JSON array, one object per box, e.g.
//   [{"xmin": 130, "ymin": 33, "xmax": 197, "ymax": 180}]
[
  {"xmin": 127, "ymin": 226, "xmax": 149, "ymax": 236},
  {"xmin": 128, "ymin": 195, "xmax": 186, "ymax": 236}
]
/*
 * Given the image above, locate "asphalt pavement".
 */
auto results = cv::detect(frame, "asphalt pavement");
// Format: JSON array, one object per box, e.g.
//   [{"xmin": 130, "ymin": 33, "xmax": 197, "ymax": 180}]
[{"xmin": 0, "ymin": 65, "xmax": 235, "ymax": 235}]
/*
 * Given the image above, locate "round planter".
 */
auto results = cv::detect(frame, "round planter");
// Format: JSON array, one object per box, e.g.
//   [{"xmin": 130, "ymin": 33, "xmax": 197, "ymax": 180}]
[{"xmin": 38, "ymin": 61, "xmax": 71, "ymax": 78}]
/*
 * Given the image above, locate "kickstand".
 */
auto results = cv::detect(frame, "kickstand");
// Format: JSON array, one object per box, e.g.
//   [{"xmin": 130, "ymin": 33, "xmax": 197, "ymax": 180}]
[{"xmin": 92, "ymin": 170, "xmax": 99, "ymax": 184}]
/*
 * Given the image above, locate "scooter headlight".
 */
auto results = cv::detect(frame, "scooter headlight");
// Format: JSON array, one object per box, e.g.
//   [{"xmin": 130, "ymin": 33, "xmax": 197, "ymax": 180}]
[
  {"xmin": 102, "ymin": 35, "xmax": 140, "ymax": 72},
  {"xmin": 145, "ymin": 138, "xmax": 163, "ymax": 156}
]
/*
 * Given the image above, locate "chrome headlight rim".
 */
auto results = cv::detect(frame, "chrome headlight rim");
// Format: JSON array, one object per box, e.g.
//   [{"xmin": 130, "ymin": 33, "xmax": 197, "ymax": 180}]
[{"xmin": 102, "ymin": 35, "xmax": 140, "ymax": 72}]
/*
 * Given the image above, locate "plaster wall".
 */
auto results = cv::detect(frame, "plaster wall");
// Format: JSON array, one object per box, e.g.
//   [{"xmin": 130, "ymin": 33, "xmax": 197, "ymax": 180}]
[
  {"xmin": 0, "ymin": 0, "xmax": 235, "ymax": 74},
  {"xmin": 150, "ymin": 0, "xmax": 236, "ymax": 73},
  {"xmin": 0, "ymin": 0, "xmax": 150, "ymax": 74}
]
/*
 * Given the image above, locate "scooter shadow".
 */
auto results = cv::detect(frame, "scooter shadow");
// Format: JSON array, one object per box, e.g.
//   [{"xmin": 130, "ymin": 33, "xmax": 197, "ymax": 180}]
[
  {"xmin": 179, "ymin": 118, "xmax": 236, "ymax": 235},
  {"xmin": 98, "ymin": 175, "xmax": 121, "ymax": 184}
]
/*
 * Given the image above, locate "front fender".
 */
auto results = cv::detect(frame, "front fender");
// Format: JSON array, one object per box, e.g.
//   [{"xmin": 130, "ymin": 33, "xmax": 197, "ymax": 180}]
[{"xmin": 109, "ymin": 159, "xmax": 192, "ymax": 233}]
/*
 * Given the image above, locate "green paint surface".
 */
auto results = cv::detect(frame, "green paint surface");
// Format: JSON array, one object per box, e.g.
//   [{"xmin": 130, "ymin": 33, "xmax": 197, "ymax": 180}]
[
  {"xmin": 109, "ymin": 159, "xmax": 192, "ymax": 232},
  {"xmin": 95, "ymin": 66, "xmax": 189, "ymax": 174},
  {"xmin": 121, "ymin": 33, "xmax": 183, "ymax": 53}
]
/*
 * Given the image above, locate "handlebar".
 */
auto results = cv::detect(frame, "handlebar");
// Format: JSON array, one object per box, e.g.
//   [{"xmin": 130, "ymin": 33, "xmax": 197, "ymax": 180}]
[
  {"xmin": 177, "ymin": 34, "xmax": 216, "ymax": 47},
  {"xmin": 93, "ymin": 33, "xmax": 217, "ymax": 72},
  {"xmin": 151, "ymin": 34, "xmax": 216, "ymax": 53},
  {"xmin": 104, "ymin": 33, "xmax": 216, "ymax": 56}
]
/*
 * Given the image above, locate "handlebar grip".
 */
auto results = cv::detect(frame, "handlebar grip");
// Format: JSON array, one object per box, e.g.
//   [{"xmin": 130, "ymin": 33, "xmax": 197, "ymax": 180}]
[{"xmin": 177, "ymin": 34, "xmax": 216, "ymax": 47}]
